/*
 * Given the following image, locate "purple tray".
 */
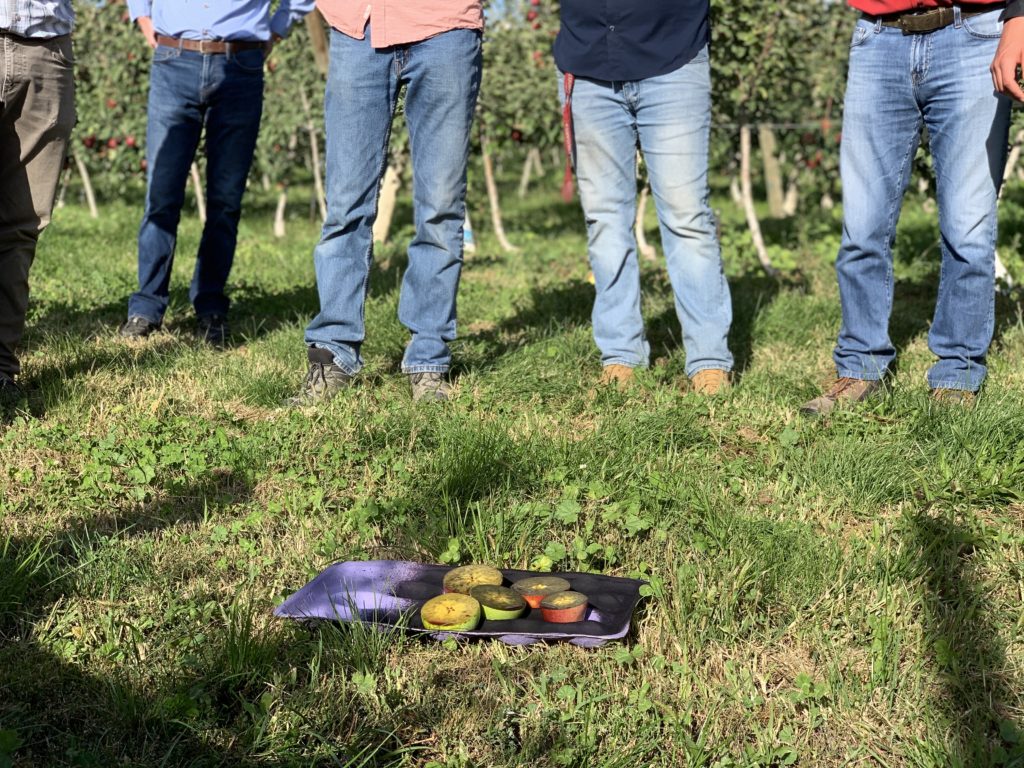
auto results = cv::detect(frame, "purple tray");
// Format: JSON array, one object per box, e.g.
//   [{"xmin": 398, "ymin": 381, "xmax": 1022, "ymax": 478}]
[{"xmin": 274, "ymin": 560, "xmax": 647, "ymax": 648}]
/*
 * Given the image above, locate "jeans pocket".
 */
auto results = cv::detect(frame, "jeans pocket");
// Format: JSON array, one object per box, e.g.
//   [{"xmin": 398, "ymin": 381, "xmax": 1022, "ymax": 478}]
[
  {"xmin": 962, "ymin": 9, "xmax": 1004, "ymax": 39},
  {"xmin": 45, "ymin": 36, "xmax": 74, "ymax": 67},
  {"xmin": 153, "ymin": 44, "xmax": 180, "ymax": 63},
  {"xmin": 850, "ymin": 21, "xmax": 873, "ymax": 48},
  {"xmin": 229, "ymin": 48, "xmax": 266, "ymax": 73}
]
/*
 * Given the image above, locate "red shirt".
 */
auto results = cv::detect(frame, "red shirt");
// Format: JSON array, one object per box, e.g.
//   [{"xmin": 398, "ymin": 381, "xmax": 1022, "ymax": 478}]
[{"xmin": 849, "ymin": 0, "xmax": 1003, "ymax": 13}]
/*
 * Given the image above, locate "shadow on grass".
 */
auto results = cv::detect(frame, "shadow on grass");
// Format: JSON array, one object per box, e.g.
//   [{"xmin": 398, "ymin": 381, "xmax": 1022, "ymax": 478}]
[
  {"xmin": 0, "ymin": 467, "xmax": 417, "ymax": 766},
  {"xmin": 909, "ymin": 513, "xmax": 1023, "ymax": 765}
]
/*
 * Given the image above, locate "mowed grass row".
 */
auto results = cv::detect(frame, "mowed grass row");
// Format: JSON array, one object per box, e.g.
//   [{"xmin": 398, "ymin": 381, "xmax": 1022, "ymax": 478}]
[{"xmin": 0, "ymin": 181, "xmax": 1023, "ymax": 767}]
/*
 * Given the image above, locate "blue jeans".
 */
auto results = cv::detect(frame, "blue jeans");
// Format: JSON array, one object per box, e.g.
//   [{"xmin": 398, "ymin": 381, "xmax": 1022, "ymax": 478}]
[
  {"xmin": 305, "ymin": 28, "xmax": 482, "ymax": 374},
  {"xmin": 565, "ymin": 47, "xmax": 733, "ymax": 375},
  {"xmin": 835, "ymin": 9, "xmax": 1011, "ymax": 391},
  {"xmin": 128, "ymin": 44, "xmax": 264, "ymax": 323}
]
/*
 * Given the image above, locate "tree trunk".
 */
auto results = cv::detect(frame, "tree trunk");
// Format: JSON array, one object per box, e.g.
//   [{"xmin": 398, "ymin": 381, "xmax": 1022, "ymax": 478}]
[
  {"xmin": 373, "ymin": 162, "xmax": 402, "ymax": 244},
  {"xmin": 72, "ymin": 151, "xmax": 98, "ymax": 219},
  {"xmin": 305, "ymin": 10, "xmax": 329, "ymax": 76},
  {"xmin": 758, "ymin": 124, "xmax": 786, "ymax": 218},
  {"xmin": 635, "ymin": 184, "xmax": 656, "ymax": 261},
  {"xmin": 190, "ymin": 162, "xmax": 207, "ymax": 224},
  {"xmin": 298, "ymin": 87, "xmax": 327, "ymax": 221},
  {"xmin": 463, "ymin": 209, "xmax": 477, "ymax": 254},
  {"xmin": 274, "ymin": 188, "xmax": 287, "ymax": 238},
  {"xmin": 482, "ymin": 139, "xmax": 517, "ymax": 253},
  {"xmin": 740, "ymin": 125, "xmax": 777, "ymax": 278},
  {"xmin": 518, "ymin": 147, "xmax": 544, "ymax": 198}
]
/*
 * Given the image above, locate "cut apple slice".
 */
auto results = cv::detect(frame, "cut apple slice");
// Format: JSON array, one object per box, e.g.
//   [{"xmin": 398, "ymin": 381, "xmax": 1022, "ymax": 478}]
[{"xmin": 420, "ymin": 593, "xmax": 481, "ymax": 631}]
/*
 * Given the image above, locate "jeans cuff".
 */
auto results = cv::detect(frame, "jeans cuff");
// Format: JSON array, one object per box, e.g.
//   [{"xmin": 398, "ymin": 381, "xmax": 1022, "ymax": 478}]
[
  {"xmin": 601, "ymin": 358, "xmax": 646, "ymax": 369},
  {"xmin": 686, "ymin": 363, "xmax": 733, "ymax": 377},
  {"xmin": 928, "ymin": 380, "xmax": 980, "ymax": 393},
  {"xmin": 835, "ymin": 369, "xmax": 886, "ymax": 382},
  {"xmin": 402, "ymin": 365, "xmax": 449, "ymax": 375}
]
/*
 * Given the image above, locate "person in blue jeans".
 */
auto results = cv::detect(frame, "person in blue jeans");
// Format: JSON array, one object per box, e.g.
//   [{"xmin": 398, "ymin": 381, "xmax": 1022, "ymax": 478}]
[
  {"xmin": 555, "ymin": 0, "xmax": 734, "ymax": 396},
  {"xmin": 292, "ymin": 6, "xmax": 483, "ymax": 405},
  {"xmin": 802, "ymin": 2, "xmax": 1012, "ymax": 416},
  {"xmin": 120, "ymin": 0, "xmax": 313, "ymax": 346}
]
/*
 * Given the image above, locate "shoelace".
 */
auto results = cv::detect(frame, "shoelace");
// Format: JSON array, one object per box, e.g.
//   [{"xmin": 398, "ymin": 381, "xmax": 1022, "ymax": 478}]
[{"xmin": 304, "ymin": 362, "xmax": 328, "ymax": 393}]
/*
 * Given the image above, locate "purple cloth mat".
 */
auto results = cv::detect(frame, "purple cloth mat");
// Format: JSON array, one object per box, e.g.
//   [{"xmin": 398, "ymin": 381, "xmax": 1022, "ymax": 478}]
[{"xmin": 274, "ymin": 560, "xmax": 647, "ymax": 648}]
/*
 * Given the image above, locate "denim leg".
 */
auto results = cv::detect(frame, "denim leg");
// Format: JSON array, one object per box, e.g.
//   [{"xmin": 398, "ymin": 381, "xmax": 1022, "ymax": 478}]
[
  {"xmin": 570, "ymin": 77, "xmax": 648, "ymax": 368},
  {"xmin": 833, "ymin": 21, "xmax": 921, "ymax": 381},
  {"xmin": 304, "ymin": 29, "xmax": 398, "ymax": 374},
  {"xmin": 130, "ymin": 47, "xmax": 203, "ymax": 323},
  {"xmin": 190, "ymin": 49, "xmax": 264, "ymax": 319},
  {"xmin": 398, "ymin": 29, "xmax": 482, "ymax": 373},
  {"xmin": 635, "ymin": 48, "xmax": 733, "ymax": 376},
  {"xmin": 923, "ymin": 9, "xmax": 1010, "ymax": 391}
]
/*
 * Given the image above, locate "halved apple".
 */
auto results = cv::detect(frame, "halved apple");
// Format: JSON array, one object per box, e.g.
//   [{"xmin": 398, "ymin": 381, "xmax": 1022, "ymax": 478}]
[
  {"xmin": 420, "ymin": 593, "xmax": 481, "ymax": 631},
  {"xmin": 442, "ymin": 564, "xmax": 503, "ymax": 595},
  {"xmin": 470, "ymin": 584, "xmax": 527, "ymax": 621}
]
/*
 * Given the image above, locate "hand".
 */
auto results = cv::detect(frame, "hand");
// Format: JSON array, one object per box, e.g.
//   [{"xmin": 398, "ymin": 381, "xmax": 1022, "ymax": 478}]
[
  {"xmin": 992, "ymin": 17, "xmax": 1024, "ymax": 101},
  {"xmin": 137, "ymin": 15, "xmax": 158, "ymax": 49}
]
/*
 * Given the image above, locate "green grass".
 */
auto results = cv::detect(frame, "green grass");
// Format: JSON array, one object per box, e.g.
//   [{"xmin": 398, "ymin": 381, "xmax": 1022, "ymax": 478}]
[{"xmin": 1, "ymin": 176, "xmax": 1023, "ymax": 767}]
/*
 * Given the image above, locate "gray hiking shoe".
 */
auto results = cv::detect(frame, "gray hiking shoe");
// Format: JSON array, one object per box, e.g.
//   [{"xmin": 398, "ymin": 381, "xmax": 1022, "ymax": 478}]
[
  {"xmin": 287, "ymin": 347, "xmax": 353, "ymax": 406},
  {"xmin": 409, "ymin": 372, "xmax": 451, "ymax": 402},
  {"xmin": 800, "ymin": 377, "xmax": 881, "ymax": 417},
  {"xmin": 119, "ymin": 315, "xmax": 160, "ymax": 339}
]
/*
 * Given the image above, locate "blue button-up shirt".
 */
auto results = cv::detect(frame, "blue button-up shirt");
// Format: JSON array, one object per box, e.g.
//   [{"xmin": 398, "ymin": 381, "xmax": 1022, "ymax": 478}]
[
  {"xmin": 555, "ymin": 0, "xmax": 709, "ymax": 82},
  {"xmin": 126, "ymin": 0, "xmax": 315, "ymax": 42},
  {"xmin": 0, "ymin": 0, "xmax": 73, "ymax": 39}
]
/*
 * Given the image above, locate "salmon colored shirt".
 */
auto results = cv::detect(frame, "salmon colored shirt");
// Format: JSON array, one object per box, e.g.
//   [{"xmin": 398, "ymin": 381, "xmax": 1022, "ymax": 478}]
[
  {"xmin": 850, "ymin": 0, "xmax": 1003, "ymax": 14},
  {"xmin": 316, "ymin": 0, "xmax": 483, "ymax": 47}
]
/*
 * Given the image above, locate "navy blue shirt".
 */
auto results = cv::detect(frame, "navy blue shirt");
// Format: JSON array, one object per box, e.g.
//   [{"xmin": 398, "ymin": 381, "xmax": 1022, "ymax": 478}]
[{"xmin": 554, "ymin": 0, "xmax": 709, "ymax": 82}]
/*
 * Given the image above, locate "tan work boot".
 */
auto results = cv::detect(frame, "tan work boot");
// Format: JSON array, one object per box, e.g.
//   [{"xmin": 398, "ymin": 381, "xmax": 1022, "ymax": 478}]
[
  {"xmin": 800, "ymin": 377, "xmax": 881, "ymax": 417},
  {"xmin": 597, "ymin": 364, "xmax": 636, "ymax": 391},
  {"xmin": 690, "ymin": 368, "xmax": 731, "ymax": 396},
  {"xmin": 931, "ymin": 388, "xmax": 975, "ymax": 407}
]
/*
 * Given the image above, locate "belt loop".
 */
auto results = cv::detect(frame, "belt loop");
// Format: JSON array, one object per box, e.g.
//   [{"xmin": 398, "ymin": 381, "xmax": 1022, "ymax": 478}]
[
  {"xmin": 874, "ymin": 18, "xmax": 882, "ymax": 33},
  {"xmin": 953, "ymin": 6, "xmax": 963, "ymax": 27}
]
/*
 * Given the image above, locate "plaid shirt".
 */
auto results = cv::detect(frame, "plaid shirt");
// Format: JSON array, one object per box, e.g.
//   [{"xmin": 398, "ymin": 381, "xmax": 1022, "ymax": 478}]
[{"xmin": 0, "ymin": 0, "xmax": 73, "ymax": 38}]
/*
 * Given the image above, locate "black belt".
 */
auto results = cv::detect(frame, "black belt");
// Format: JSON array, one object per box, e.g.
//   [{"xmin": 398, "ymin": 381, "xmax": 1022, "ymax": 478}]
[{"xmin": 864, "ymin": 4, "xmax": 1002, "ymax": 34}]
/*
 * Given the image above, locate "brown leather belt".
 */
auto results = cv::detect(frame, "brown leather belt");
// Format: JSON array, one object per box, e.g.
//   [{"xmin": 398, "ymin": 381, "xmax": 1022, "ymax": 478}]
[
  {"xmin": 865, "ymin": 4, "xmax": 1001, "ymax": 34},
  {"xmin": 155, "ymin": 34, "xmax": 267, "ymax": 54}
]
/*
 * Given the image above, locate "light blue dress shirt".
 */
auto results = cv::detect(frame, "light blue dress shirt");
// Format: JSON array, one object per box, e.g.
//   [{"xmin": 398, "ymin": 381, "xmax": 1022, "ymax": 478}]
[
  {"xmin": 0, "ymin": 0, "xmax": 73, "ymax": 38},
  {"xmin": 126, "ymin": 0, "xmax": 315, "ymax": 42}
]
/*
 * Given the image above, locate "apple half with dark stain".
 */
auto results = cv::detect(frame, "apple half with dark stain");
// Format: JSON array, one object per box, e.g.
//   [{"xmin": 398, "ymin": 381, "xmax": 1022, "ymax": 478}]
[
  {"xmin": 470, "ymin": 585, "xmax": 528, "ymax": 621},
  {"xmin": 540, "ymin": 591, "xmax": 588, "ymax": 623},
  {"xmin": 442, "ymin": 564, "xmax": 504, "ymax": 595},
  {"xmin": 420, "ymin": 593, "xmax": 482, "ymax": 631},
  {"xmin": 511, "ymin": 576, "xmax": 571, "ymax": 608}
]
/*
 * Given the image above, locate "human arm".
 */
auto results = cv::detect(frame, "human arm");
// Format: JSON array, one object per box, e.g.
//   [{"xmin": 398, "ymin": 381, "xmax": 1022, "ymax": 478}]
[
  {"xmin": 126, "ymin": 0, "xmax": 157, "ymax": 48},
  {"xmin": 992, "ymin": 11, "xmax": 1024, "ymax": 101},
  {"xmin": 269, "ymin": 0, "xmax": 318, "ymax": 41}
]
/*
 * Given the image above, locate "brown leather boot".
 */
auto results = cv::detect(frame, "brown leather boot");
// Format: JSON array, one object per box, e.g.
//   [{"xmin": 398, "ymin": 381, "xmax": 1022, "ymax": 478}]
[
  {"xmin": 690, "ymin": 368, "xmax": 731, "ymax": 396},
  {"xmin": 800, "ymin": 377, "xmax": 881, "ymax": 417},
  {"xmin": 931, "ymin": 388, "xmax": 975, "ymax": 406},
  {"xmin": 597, "ymin": 364, "xmax": 635, "ymax": 391}
]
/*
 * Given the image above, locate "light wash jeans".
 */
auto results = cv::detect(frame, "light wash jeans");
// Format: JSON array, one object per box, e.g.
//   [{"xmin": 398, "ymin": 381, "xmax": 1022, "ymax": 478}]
[
  {"xmin": 130, "ymin": 45, "xmax": 265, "ymax": 323},
  {"xmin": 835, "ymin": 8, "xmax": 1011, "ymax": 391},
  {"xmin": 565, "ymin": 46, "xmax": 733, "ymax": 376},
  {"xmin": 305, "ymin": 27, "xmax": 482, "ymax": 375}
]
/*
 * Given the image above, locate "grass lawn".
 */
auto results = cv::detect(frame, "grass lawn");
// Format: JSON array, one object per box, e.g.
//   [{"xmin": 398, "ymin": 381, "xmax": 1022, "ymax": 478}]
[{"xmin": 1, "ymin": 177, "xmax": 1023, "ymax": 767}]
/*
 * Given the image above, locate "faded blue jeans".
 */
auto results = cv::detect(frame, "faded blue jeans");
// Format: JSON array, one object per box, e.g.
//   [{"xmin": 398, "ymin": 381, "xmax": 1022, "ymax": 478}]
[
  {"xmin": 565, "ymin": 46, "xmax": 733, "ymax": 376},
  {"xmin": 129, "ymin": 44, "xmax": 265, "ymax": 323},
  {"xmin": 834, "ymin": 8, "xmax": 1011, "ymax": 391},
  {"xmin": 305, "ymin": 27, "xmax": 482, "ymax": 374}
]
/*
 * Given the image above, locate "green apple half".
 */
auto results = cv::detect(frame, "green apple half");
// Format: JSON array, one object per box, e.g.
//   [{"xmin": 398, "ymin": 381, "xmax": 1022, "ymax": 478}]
[
  {"xmin": 469, "ymin": 585, "xmax": 528, "ymax": 621},
  {"xmin": 442, "ymin": 564, "xmax": 504, "ymax": 595},
  {"xmin": 420, "ymin": 593, "xmax": 482, "ymax": 631}
]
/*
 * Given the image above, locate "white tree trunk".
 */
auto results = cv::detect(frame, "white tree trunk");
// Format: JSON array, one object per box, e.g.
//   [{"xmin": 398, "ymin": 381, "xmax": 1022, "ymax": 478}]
[
  {"xmin": 373, "ymin": 163, "xmax": 402, "ymax": 245},
  {"xmin": 482, "ymin": 142, "xmax": 518, "ymax": 253},
  {"xmin": 274, "ymin": 188, "xmax": 287, "ymax": 238},
  {"xmin": 298, "ymin": 87, "xmax": 327, "ymax": 222},
  {"xmin": 72, "ymin": 151, "xmax": 98, "ymax": 219},
  {"xmin": 740, "ymin": 125, "xmax": 777, "ymax": 278},
  {"xmin": 635, "ymin": 184, "xmax": 656, "ymax": 261},
  {"xmin": 190, "ymin": 162, "xmax": 207, "ymax": 224}
]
